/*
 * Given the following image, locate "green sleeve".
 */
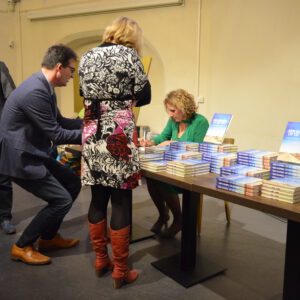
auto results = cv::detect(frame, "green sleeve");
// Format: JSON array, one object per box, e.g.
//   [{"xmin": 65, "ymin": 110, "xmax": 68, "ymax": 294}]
[
  {"xmin": 151, "ymin": 119, "xmax": 173, "ymax": 145},
  {"xmin": 192, "ymin": 115, "xmax": 209, "ymax": 142}
]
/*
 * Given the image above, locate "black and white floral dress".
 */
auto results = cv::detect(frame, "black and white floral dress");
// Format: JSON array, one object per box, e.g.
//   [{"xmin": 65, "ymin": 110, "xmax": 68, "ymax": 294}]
[{"xmin": 79, "ymin": 43, "xmax": 151, "ymax": 189}]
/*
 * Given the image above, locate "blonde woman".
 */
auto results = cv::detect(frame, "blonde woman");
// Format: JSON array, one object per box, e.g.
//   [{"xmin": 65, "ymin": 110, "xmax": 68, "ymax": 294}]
[
  {"xmin": 141, "ymin": 89, "xmax": 208, "ymax": 238},
  {"xmin": 79, "ymin": 17, "xmax": 151, "ymax": 288}
]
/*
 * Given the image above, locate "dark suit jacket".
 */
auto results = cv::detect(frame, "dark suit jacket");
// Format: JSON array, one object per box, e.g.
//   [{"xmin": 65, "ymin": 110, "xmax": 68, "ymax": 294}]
[
  {"xmin": 0, "ymin": 71, "xmax": 82, "ymax": 179},
  {"xmin": 0, "ymin": 61, "xmax": 16, "ymax": 116}
]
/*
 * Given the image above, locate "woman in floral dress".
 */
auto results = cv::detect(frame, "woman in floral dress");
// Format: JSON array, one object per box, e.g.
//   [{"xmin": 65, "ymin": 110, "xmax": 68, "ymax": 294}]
[{"xmin": 79, "ymin": 17, "xmax": 151, "ymax": 288}]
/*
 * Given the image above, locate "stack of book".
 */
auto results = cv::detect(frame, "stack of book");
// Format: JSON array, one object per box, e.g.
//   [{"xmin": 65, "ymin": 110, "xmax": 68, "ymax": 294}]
[
  {"xmin": 237, "ymin": 150, "xmax": 278, "ymax": 169},
  {"xmin": 216, "ymin": 174, "xmax": 263, "ymax": 196},
  {"xmin": 202, "ymin": 152, "xmax": 237, "ymax": 174},
  {"xmin": 164, "ymin": 150, "xmax": 203, "ymax": 161},
  {"xmin": 220, "ymin": 164, "xmax": 270, "ymax": 179},
  {"xmin": 262, "ymin": 178, "xmax": 300, "ymax": 203},
  {"xmin": 170, "ymin": 141, "xmax": 200, "ymax": 151},
  {"xmin": 218, "ymin": 144, "xmax": 238, "ymax": 153},
  {"xmin": 270, "ymin": 161, "xmax": 300, "ymax": 179},
  {"xmin": 199, "ymin": 142, "xmax": 238, "ymax": 153},
  {"xmin": 145, "ymin": 145, "xmax": 170, "ymax": 154},
  {"xmin": 140, "ymin": 160, "xmax": 167, "ymax": 172},
  {"xmin": 139, "ymin": 153, "xmax": 164, "ymax": 162},
  {"xmin": 166, "ymin": 159, "xmax": 210, "ymax": 177}
]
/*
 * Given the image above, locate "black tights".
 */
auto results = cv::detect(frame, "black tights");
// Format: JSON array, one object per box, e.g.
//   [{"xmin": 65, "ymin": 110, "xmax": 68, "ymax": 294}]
[{"xmin": 88, "ymin": 185, "xmax": 132, "ymax": 230}]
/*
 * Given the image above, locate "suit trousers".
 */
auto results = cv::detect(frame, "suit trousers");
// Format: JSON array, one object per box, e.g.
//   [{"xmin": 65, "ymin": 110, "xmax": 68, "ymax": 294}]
[
  {"xmin": 12, "ymin": 157, "xmax": 81, "ymax": 248},
  {"xmin": 0, "ymin": 174, "xmax": 13, "ymax": 222}
]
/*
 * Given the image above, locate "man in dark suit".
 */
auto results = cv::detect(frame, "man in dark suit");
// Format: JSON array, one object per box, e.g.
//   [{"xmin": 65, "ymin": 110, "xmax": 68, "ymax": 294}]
[
  {"xmin": 0, "ymin": 61, "xmax": 16, "ymax": 234},
  {"xmin": 0, "ymin": 44, "xmax": 82, "ymax": 265}
]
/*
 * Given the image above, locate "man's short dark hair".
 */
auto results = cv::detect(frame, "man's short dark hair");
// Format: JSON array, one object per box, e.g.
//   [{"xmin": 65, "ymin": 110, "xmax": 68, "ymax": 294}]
[{"xmin": 41, "ymin": 44, "xmax": 77, "ymax": 69}]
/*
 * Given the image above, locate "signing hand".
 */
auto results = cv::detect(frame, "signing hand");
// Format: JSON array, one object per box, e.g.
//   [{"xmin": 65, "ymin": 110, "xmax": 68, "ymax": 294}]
[{"xmin": 139, "ymin": 139, "xmax": 155, "ymax": 147}]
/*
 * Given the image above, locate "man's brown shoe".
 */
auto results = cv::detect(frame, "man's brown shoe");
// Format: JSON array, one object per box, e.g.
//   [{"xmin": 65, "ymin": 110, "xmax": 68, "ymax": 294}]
[
  {"xmin": 38, "ymin": 234, "xmax": 79, "ymax": 251},
  {"xmin": 11, "ymin": 244, "xmax": 51, "ymax": 265}
]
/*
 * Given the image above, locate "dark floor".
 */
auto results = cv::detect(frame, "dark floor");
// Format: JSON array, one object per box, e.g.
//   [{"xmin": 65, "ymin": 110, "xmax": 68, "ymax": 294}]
[{"xmin": 0, "ymin": 181, "xmax": 286, "ymax": 300}]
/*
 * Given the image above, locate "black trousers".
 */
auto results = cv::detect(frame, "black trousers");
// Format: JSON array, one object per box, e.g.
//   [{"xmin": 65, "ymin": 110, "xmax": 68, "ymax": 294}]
[
  {"xmin": 0, "ymin": 174, "xmax": 13, "ymax": 222},
  {"xmin": 12, "ymin": 157, "xmax": 81, "ymax": 248}
]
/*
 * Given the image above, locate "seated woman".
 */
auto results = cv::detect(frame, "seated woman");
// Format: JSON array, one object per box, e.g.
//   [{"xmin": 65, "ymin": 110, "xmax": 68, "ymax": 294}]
[{"xmin": 141, "ymin": 89, "xmax": 209, "ymax": 238}]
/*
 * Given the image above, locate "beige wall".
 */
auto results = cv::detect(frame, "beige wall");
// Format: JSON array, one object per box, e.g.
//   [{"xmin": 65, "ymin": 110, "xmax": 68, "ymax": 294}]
[
  {"xmin": 1, "ymin": 0, "xmax": 300, "ymax": 152},
  {"xmin": 0, "ymin": 0, "xmax": 198, "ymax": 134},
  {"xmin": 199, "ymin": 0, "xmax": 300, "ymax": 151}
]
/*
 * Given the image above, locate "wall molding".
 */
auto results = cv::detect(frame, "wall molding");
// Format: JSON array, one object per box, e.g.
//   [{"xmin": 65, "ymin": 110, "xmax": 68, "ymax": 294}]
[{"xmin": 27, "ymin": 0, "xmax": 184, "ymax": 21}]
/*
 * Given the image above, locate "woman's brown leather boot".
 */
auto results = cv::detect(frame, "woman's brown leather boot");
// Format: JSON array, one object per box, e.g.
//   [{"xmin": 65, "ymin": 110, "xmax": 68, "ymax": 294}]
[
  {"xmin": 110, "ymin": 225, "xmax": 138, "ymax": 289},
  {"xmin": 89, "ymin": 219, "xmax": 113, "ymax": 277}
]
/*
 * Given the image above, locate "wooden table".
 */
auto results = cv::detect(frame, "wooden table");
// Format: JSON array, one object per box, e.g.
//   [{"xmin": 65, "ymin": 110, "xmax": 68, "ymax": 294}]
[
  {"xmin": 142, "ymin": 170, "xmax": 300, "ymax": 298},
  {"xmin": 191, "ymin": 173, "xmax": 300, "ymax": 299}
]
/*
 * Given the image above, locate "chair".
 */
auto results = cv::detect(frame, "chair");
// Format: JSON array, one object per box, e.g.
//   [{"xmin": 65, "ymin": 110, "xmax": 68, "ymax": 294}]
[{"xmin": 196, "ymin": 138, "xmax": 234, "ymax": 236}]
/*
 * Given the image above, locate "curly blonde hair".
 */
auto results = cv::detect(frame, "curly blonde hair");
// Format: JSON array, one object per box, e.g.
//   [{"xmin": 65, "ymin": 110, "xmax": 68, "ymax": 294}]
[
  {"xmin": 102, "ymin": 17, "xmax": 143, "ymax": 56},
  {"xmin": 164, "ymin": 89, "xmax": 198, "ymax": 120}
]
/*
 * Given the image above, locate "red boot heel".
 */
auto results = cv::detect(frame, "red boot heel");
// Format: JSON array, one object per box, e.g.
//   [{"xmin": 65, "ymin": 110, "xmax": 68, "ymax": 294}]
[
  {"xmin": 112, "ymin": 269, "xmax": 139, "ymax": 289},
  {"xmin": 110, "ymin": 226, "xmax": 139, "ymax": 289}
]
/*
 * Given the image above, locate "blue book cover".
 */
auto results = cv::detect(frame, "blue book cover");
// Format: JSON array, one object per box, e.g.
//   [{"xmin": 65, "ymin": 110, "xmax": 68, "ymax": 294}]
[
  {"xmin": 204, "ymin": 113, "xmax": 233, "ymax": 144},
  {"xmin": 217, "ymin": 174, "xmax": 262, "ymax": 186},
  {"xmin": 279, "ymin": 122, "xmax": 300, "ymax": 153},
  {"xmin": 268, "ymin": 177, "xmax": 300, "ymax": 187}
]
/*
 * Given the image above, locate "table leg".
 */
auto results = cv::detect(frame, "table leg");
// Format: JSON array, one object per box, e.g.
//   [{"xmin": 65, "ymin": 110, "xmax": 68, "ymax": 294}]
[
  {"xmin": 181, "ymin": 190, "xmax": 198, "ymax": 269},
  {"xmin": 283, "ymin": 220, "xmax": 300, "ymax": 299},
  {"xmin": 151, "ymin": 190, "xmax": 226, "ymax": 287}
]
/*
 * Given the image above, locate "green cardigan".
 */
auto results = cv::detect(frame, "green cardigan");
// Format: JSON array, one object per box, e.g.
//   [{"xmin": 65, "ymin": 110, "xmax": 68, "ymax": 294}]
[{"xmin": 151, "ymin": 113, "xmax": 209, "ymax": 145}]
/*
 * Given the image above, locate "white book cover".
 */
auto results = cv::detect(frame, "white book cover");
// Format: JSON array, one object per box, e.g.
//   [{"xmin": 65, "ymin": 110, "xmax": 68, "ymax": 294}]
[
  {"xmin": 279, "ymin": 122, "xmax": 300, "ymax": 153},
  {"xmin": 204, "ymin": 113, "xmax": 233, "ymax": 144}
]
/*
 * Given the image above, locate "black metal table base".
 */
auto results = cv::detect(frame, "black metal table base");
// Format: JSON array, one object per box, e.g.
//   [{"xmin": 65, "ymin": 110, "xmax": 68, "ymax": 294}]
[
  {"xmin": 151, "ymin": 253, "xmax": 226, "ymax": 288},
  {"xmin": 130, "ymin": 223, "xmax": 155, "ymax": 243},
  {"xmin": 283, "ymin": 220, "xmax": 300, "ymax": 299}
]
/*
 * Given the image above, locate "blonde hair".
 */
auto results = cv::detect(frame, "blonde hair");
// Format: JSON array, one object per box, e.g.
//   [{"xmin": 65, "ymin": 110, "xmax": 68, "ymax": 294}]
[
  {"xmin": 164, "ymin": 89, "xmax": 198, "ymax": 120},
  {"xmin": 102, "ymin": 17, "xmax": 143, "ymax": 56}
]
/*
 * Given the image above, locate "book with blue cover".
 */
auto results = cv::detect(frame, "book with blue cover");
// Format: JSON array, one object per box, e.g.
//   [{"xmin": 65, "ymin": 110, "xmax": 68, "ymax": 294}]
[
  {"xmin": 262, "ymin": 177, "xmax": 300, "ymax": 203},
  {"xmin": 220, "ymin": 164, "xmax": 270, "ymax": 179},
  {"xmin": 170, "ymin": 141, "xmax": 199, "ymax": 151},
  {"xmin": 265, "ymin": 177, "xmax": 300, "ymax": 188},
  {"xmin": 139, "ymin": 153, "xmax": 164, "ymax": 162},
  {"xmin": 199, "ymin": 142, "xmax": 238, "ymax": 153},
  {"xmin": 166, "ymin": 159, "xmax": 210, "ymax": 177},
  {"xmin": 216, "ymin": 174, "xmax": 262, "ymax": 196},
  {"xmin": 140, "ymin": 160, "xmax": 167, "ymax": 172},
  {"xmin": 202, "ymin": 152, "xmax": 237, "ymax": 174},
  {"xmin": 270, "ymin": 161, "xmax": 300, "ymax": 179},
  {"xmin": 237, "ymin": 149, "xmax": 278, "ymax": 169},
  {"xmin": 164, "ymin": 150, "xmax": 202, "ymax": 161},
  {"xmin": 145, "ymin": 145, "xmax": 170, "ymax": 154},
  {"xmin": 204, "ymin": 113, "xmax": 233, "ymax": 144}
]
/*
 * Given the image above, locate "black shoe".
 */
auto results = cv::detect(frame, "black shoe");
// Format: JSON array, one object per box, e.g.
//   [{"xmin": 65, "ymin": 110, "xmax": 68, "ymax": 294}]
[
  {"xmin": 1, "ymin": 219, "xmax": 16, "ymax": 234},
  {"xmin": 159, "ymin": 222, "xmax": 181, "ymax": 239},
  {"xmin": 150, "ymin": 214, "xmax": 170, "ymax": 234}
]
